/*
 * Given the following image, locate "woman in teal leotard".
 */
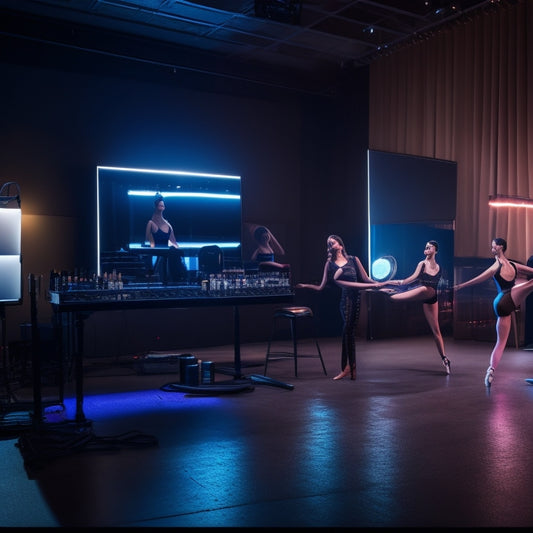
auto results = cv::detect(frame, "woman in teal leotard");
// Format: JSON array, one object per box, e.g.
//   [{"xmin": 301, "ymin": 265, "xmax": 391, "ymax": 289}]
[{"xmin": 455, "ymin": 237, "xmax": 533, "ymax": 386}]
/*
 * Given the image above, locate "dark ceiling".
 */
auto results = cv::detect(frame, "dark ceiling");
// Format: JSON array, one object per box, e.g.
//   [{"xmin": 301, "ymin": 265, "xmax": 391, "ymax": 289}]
[{"xmin": 0, "ymin": 0, "xmax": 502, "ymax": 96}]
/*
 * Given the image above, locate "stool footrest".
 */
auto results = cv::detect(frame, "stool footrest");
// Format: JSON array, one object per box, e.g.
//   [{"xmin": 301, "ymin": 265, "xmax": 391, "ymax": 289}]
[{"xmin": 267, "ymin": 352, "xmax": 323, "ymax": 359}]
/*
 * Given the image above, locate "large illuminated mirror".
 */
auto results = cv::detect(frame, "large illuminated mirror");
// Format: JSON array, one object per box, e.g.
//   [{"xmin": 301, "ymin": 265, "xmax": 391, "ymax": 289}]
[{"xmin": 97, "ymin": 166, "xmax": 242, "ymax": 281}]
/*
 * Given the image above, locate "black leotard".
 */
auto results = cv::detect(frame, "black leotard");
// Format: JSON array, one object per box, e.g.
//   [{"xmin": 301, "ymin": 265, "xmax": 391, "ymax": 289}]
[
  {"xmin": 150, "ymin": 226, "xmax": 186, "ymax": 282},
  {"xmin": 255, "ymin": 252, "xmax": 275, "ymax": 263},
  {"xmin": 493, "ymin": 261, "xmax": 517, "ymax": 317},
  {"xmin": 152, "ymin": 227, "xmax": 170, "ymax": 246},
  {"xmin": 418, "ymin": 263, "xmax": 441, "ymax": 304}
]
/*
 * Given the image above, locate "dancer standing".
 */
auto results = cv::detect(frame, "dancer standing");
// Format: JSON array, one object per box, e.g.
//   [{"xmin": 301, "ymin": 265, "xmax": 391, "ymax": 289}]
[{"xmin": 295, "ymin": 235, "xmax": 382, "ymax": 380}]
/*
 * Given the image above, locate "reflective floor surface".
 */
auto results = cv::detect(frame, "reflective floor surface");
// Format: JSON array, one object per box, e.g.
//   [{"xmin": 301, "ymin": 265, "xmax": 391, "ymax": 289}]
[{"xmin": 1, "ymin": 335, "xmax": 533, "ymax": 527}]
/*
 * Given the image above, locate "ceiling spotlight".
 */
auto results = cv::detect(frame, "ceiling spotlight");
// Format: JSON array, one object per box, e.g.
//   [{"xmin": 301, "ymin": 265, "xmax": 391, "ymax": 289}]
[{"xmin": 254, "ymin": 0, "xmax": 302, "ymax": 25}]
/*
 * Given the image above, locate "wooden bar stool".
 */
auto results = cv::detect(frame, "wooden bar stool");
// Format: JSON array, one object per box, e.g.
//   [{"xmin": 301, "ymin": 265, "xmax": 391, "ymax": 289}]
[{"xmin": 264, "ymin": 306, "xmax": 327, "ymax": 377}]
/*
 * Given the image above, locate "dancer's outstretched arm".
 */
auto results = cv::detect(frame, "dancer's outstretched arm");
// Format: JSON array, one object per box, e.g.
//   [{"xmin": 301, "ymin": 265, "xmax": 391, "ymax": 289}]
[
  {"xmin": 454, "ymin": 262, "xmax": 497, "ymax": 291},
  {"xmin": 515, "ymin": 262, "xmax": 533, "ymax": 279},
  {"xmin": 386, "ymin": 260, "xmax": 424, "ymax": 287},
  {"xmin": 295, "ymin": 261, "xmax": 329, "ymax": 291},
  {"xmin": 333, "ymin": 268, "xmax": 384, "ymax": 289}
]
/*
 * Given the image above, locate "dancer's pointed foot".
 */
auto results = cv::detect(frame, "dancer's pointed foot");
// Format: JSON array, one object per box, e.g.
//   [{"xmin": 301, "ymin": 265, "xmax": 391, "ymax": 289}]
[
  {"xmin": 333, "ymin": 365, "xmax": 355, "ymax": 381},
  {"xmin": 485, "ymin": 366, "xmax": 494, "ymax": 387},
  {"xmin": 442, "ymin": 356, "xmax": 451, "ymax": 375}
]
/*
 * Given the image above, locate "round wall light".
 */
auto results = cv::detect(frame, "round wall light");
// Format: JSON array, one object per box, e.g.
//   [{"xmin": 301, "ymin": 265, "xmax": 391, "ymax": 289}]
[{"xmin": 372, "ymin": 255, "xmax": 397, "ymax": 282}]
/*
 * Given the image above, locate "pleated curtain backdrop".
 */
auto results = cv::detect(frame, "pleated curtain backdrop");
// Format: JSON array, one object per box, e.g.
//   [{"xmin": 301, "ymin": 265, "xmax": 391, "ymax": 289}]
[{"xmin": 368, "ymin": 0, "xmax": 533, "ymax": 262}]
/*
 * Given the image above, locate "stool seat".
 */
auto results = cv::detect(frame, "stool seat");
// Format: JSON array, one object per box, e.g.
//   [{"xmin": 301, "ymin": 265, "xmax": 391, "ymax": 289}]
[
  {"xmin": 274, "ymin": 306, "xmax": 314, "ymax": 319},
  {"xmin": 264, "ymin": 306, "xmax": 327, "ymax": 377}
]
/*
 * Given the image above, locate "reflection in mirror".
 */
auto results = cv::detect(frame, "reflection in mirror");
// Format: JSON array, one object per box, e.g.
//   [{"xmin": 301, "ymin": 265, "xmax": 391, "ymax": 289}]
[
  {"xmin": 97, "ymin": 166, "xmax": 242, "ymax": 280},
  {"xmin": 243, "ymin": 222, "xmax": 290, "ymax": 272}
]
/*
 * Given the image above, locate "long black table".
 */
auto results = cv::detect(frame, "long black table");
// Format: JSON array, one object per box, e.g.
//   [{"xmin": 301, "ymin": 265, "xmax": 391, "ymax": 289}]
[{"xmin": 49, "ymin": 284, "xmax": 294, "ymax": 423}]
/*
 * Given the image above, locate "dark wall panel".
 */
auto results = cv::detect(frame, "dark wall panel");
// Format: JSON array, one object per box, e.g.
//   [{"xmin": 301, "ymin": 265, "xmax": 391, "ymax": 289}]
[
  {"xmin": 0, "ymin": 36, "xmax": 370, "ymax": 352},
  {"xmin": 368, "ymin": 150, "xmax": 457, "ymax": 225}
]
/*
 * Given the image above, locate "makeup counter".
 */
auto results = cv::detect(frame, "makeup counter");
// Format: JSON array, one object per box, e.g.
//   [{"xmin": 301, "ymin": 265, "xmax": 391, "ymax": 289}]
[{"xmin": 47, "ymin": 270, "xmax": 294, "ymax": 423}]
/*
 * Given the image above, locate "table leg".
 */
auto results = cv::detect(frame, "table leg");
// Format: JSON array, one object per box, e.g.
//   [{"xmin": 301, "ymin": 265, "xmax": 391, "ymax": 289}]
[
  {"xmin": 233, "ymin": 305, "xmax": 242, "ymax": 378},
  {"xmin": 73, "ymin": 312, "xmax": 89, "ymax": 424}
]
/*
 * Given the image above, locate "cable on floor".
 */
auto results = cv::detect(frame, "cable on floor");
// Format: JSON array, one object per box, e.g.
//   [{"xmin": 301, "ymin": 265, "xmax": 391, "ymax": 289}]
[{"xmin": 160, "ymin": 378, "xmax": 255, "ymax": 395}]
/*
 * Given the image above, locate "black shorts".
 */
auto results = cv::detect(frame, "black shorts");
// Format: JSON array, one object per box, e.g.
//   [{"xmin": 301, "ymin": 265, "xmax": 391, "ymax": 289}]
[
  {"xmin": 493, "ymin": 291, "xmax": 516, "ymax": 317},
  {"xmin": 423, "ymin": 288, "xmax": 438, "ymax": 305}
]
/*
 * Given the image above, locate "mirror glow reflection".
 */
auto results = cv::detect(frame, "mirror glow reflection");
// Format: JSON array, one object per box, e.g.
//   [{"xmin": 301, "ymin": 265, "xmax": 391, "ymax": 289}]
[{"xmin": 96, "ymin": 166, "xmax": 242, "ymax": 276}]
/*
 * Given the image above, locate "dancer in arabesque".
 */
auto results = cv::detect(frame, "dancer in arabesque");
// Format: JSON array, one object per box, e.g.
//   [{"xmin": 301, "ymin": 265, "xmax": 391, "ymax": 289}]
[
  {"xmin": 454, "ymin": 237, "xmax": 533, "ymax": 386},
  {"xmin": 337, "ymin": 240, "xmax": 452, "ymax": 375}
]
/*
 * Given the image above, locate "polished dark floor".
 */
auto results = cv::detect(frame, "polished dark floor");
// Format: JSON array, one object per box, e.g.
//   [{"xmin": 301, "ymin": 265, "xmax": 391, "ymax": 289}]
[{"xmin": 2, "ymin": 334, "xmax": 533, "ymax": 527}]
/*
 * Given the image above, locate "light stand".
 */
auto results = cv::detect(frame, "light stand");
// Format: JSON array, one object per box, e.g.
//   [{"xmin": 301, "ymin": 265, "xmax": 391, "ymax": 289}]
[
  {"xmin": 0, "ymin": 182, "xmax": 23, "ymax": 309},
  {"xmin": 0, "ymin": 182, "xmax": 27, "ymax": 430},
  {"xmin": 0, "ymin": 303, "xmax": 9, "ymax": 399}
]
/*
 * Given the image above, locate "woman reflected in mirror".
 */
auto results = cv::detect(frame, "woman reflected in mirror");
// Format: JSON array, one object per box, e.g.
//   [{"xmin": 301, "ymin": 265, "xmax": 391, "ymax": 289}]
[
  {"xmin": 145, "ymin": 193, "xmax": 186, "ymax": 283},
  {"xmin": 249, "ymin": 224, "xmax": 290, "ymax": 271}
]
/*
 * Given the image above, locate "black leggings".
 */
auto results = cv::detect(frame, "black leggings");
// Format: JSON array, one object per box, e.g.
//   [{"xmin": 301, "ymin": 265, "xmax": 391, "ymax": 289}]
[{"xmin": 339, "ymin": 290, "xmax": 361, "ymax": 370}]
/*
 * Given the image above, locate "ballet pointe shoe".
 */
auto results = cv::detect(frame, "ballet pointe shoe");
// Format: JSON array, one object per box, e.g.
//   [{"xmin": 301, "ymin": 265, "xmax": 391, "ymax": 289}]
[{"xmin": 333, "ymin": 365, "xmax": 355, "ymax": 381}]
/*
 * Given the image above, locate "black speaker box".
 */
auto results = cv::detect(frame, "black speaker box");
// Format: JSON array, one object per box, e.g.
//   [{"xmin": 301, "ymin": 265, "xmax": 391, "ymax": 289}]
[{"xmin": 133, "ymin": 351, "xmax": 192, "ymax": 375}]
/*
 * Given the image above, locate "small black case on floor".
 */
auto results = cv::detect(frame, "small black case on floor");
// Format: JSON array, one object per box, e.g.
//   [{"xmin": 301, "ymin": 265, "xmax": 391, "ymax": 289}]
[{"xmin": 133, "ymin": 351, "xmax": 192, "ymax": 375}]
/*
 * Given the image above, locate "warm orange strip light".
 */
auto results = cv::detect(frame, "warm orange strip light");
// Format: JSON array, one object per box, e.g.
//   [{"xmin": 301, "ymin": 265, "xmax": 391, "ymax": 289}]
[{"xmin": 489, "ymin": 195, "xmax": 533, "ymax": 208}]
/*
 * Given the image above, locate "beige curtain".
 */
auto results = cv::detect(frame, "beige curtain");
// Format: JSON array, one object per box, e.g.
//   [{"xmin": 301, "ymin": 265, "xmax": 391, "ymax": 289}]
[{"xmin": 369, "ymin": 0, "xmax": 533, "ymax": 263}]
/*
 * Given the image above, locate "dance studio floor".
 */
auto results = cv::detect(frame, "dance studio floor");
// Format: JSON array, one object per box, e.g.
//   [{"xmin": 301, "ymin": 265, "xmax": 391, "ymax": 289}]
[{"xmin": 1, "ymin": 334, "xmax": 533, "ymax": 527}]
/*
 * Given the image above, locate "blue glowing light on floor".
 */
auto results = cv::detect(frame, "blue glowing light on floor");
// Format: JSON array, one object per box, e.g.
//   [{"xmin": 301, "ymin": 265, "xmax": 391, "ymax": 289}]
[{"xmin": 44, "ymin": 389, "xmax": 223, "ymax": 423}]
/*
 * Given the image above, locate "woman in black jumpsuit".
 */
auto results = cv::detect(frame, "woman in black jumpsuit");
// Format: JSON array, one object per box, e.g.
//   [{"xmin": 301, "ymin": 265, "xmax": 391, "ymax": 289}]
[{"xmin": 295, "ymin": 235, "xmax": 382, "ymax": 380}]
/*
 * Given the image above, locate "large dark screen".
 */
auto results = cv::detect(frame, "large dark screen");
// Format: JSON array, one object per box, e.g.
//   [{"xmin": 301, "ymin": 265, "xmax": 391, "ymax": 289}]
[
  {"xmin": 368, "ymin": 150, "xmax": 457, "ymax": 282},
  {"xmin": 368, "ymin": 150, "xmax": 457, "ymax": 225}
]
